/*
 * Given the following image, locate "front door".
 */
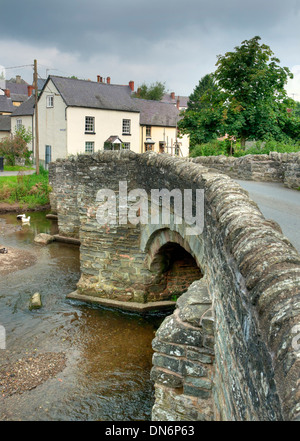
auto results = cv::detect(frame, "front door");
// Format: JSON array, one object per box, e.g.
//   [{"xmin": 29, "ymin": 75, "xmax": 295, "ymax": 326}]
[{"xmin": 45, "ymin": 145, "xmax": 52, "ymax": 168}]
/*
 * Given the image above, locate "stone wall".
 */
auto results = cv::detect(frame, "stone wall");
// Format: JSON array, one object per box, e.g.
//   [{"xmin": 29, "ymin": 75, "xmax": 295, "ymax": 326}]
[
  {"xmin": 151, "ymin": 279, "xmax": 215, "ymax": 421},
  {"xmin": 49, "ymin": 151, "xmax": 300, "ymax": 420},
  {"xmin": 191, "ymin": 151, "xmax": 300, "ymax": 189}
]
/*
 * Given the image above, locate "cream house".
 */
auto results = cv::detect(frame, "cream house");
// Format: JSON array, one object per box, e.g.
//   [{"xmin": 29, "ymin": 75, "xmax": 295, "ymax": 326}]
[
  {"xmin": 10, "ymin": 95, "xmax": 35, "ymax": 152},
  {"xmin": 37, "ymin": 75, "xmax": 189, "ymax": 164}
]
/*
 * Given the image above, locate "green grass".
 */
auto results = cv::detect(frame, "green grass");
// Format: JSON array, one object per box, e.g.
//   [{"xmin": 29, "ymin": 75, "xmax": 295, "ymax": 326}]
[
  {"xmin": 3, "ymin": 165, "xmax": 35, "ymax": 171},
  {"xmin": 0, "ymin": 168, "xmax": 51, "ymax": 209}
]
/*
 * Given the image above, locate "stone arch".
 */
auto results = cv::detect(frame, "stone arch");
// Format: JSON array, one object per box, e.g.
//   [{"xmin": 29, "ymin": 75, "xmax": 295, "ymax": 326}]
[{"xmin": 143, "ymin": 228, "xmax": 203, "ymax": 302}]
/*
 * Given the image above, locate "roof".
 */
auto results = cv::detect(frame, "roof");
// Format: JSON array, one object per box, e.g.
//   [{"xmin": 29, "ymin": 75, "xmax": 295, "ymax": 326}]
[
  {"xmin": 45, "ymin": 76, "xmax": 139, "ymax": 113},
  {"xmin": 5, "ymin": 80, "xmax": 29, "ymax": 95},
  {"xmin": 11, "ymin": 95, "xmax": 35, "ymax": 117},
  {"xmin": 105, "ymin": 135, "xmax": 123, "ymax": 144},
  {"xmin": 0, "ymin": 95, "xmax": 14, "ymax": 113},
  {"xmin": 10, "ymin": 93, "xmax": 28, "ymax": 103},
  {"xmin": 132, "ymin": 98, "xmax": 181, "ymax": 127},
  {"xmin": 40, "ymin": 75, "xmax": 182, "ymax": 128},
  {"xmin": 161, "ymin": 93, "xmax": 189, "ymax": 108},
  {"xmin": 0, "ymin": 115, "xmax": 11, "ymax": 132}
]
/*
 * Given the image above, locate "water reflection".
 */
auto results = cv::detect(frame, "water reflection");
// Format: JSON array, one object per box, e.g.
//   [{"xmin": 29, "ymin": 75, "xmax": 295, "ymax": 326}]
[{"xmin": 0, "ymin": 212, "xmax": 163, "ymax": 421}]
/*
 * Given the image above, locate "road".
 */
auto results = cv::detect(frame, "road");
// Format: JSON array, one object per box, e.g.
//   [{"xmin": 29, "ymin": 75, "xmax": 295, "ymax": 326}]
[{"xmin": 235, "ymin": 180, "xmax": 300, "ymax": 253}]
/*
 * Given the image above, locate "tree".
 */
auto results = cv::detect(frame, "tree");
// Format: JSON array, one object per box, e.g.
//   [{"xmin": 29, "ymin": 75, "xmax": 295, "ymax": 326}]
[
  {"xmin": 178, "ymin": 74, "xmax": 225, "ymax": 146},
  {"xmin": 214, "ymin": 36, "xmax": 294, "ymax": 146},
  {"xmin": 179, "ymin": 36, "xmax": 298, "ymax": 150},
  {"xmin": 134, "ymin": 81, "xmax": 166, "ymax": 101},
  {"xmin": 0, "ymin": 125, "xmax": 32, "ymax": 166}
]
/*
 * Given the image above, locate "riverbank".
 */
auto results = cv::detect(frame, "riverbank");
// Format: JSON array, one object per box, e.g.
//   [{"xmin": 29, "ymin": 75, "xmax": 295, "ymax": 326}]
[{"xmin": 0, "ymin": 202, "xmax": 50, "ymax": 214}]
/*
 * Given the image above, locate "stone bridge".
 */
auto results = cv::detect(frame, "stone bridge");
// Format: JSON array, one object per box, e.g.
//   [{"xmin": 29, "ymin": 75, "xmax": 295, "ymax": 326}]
[{"xmin": 49, "ymin": 151, "xmax": 300, "ymax": 421}]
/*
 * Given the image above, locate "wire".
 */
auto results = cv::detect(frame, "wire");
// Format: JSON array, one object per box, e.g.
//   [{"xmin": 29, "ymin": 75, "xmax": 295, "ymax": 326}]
[{"xmin": 4, "ymin": 64, "xmax": 34, "ymax": 70}]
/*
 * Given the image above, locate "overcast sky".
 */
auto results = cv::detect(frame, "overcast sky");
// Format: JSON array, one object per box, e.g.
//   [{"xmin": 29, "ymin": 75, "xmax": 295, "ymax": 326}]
[{"xmin": 1, "ymin": 0, "xmax": 300, "ymax": 99}]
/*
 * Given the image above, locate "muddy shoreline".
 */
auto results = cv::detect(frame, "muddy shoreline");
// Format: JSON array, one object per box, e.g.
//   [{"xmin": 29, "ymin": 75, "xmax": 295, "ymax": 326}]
[{"xmin": 0, "ymin": 203, "xmax": 50, "ymax": 214}]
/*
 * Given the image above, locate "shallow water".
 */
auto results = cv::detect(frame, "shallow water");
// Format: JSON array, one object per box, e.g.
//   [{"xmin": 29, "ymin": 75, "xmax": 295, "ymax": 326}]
[{"xmin": 0, "ymin": 212, "xmax": 164, "ymax": 421}]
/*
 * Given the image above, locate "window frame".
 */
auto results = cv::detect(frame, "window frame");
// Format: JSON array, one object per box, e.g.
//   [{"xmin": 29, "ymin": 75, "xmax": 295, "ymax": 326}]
[
  {"xmin": 46, "ymin": 95, "xmax": 54, "ymax": 108},
  {"xmin": 123, "ymin": 142, "xmax": 131, "ymax": 150},
  {"xmin": 16, "ymin": 118, "xmax": 22, "ymax": 130},
  {"xmin": 85, "ymin": 116, "xmax": 95, "ymax": 134},
  {"xmin": 85, "ymin": 141, "xmax": 95, "ymax": 154},
  {"xmin": 122, "ymin": 119, "xmax": 131, "ymax": 135}
]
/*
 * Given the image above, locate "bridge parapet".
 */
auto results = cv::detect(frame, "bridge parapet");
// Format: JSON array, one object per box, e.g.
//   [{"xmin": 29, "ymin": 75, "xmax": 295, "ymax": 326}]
[{"xmin": 49, "ymin": 151, "xmax": 300, "ymax": 420}]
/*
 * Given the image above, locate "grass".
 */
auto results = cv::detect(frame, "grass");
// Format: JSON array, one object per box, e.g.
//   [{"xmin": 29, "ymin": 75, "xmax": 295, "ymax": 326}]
[
  {"xmin": 4, "ymin": 165, "xmax": 35, "ymax": 171},
  {"xmin": 0, "ymin": 167, "xmax": 51, "ymax": 209}
]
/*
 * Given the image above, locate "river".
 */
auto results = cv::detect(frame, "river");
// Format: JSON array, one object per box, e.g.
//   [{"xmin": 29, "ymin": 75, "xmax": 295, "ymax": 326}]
[{"xmin": 0, "ymin": 211, "xmax": 165, "ymax": 421}]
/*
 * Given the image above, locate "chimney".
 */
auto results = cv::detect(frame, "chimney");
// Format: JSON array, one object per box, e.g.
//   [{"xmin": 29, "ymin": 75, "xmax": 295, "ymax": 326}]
[
  {"xmin": 176, "ymin": 97, "xmax": 180, "ymax": 109},
  {"xmin": 16, "ymin": 75, "xmax": 21, "ymax": 84},
  {"xmin": 28, "ymin": 85, "xmax": 34, "ymax": 97},
  {"xmin": 129, "ymin": 80, "xmax": 134, "ymax": 91},
  {"xmin": 4, "ymin": 89, "xmax": 10, "ymax": 98},
  {"xmin": 97, "ymin": 75, "xmax": 100, "ymax": 83},
  {"xmin": 107, "ymin": 76, "xmax": 111, "ymax": 84},
  {"xmin": 171, "ymin": 92, "xmax": 175, "ymax": 100}
]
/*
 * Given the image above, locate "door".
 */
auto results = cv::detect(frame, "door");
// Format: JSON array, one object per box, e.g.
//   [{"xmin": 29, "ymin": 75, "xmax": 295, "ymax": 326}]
[{"xmin": 45, "ymin": 145, "xmax": 52, "ymax": 168}]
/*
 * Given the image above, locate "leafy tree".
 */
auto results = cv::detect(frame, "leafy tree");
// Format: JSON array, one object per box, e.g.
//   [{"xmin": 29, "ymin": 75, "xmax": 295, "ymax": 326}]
[
  {"xmin": 179, "ymin": 36, "xmax": 299, "ymax": 150},
  {"xmin": 0, "ymin": 125, "xmax": 33, "ymax": 166},
  {"xmin": 178, "ymin": 74, "xmax": 225, "ymax": 146},
  {"xmin": 0, "ymin": 134, "xmax": 28, "ymax": 166},
  {"xmin": 214, "ymin": 36, "xmax": 294, "ymax": 146},
  {"xmin": 134, "ymin": 81, "xmax": 166, "ymax": 101}
]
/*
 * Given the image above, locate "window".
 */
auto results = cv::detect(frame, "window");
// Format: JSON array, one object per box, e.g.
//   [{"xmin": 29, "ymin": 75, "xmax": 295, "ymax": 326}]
[
  {"xmin": 123, "ymin": 142, "xmax": 130, "ymax": 150},
  {"xmin": 146, "ymin": 126, "xmax": 151, "ymax": 137},
  {"xmin": 122, "ymin": 119, "xmax": 131, "ymax": 135},
  {"xmin": 85, "ymin": 141, "xmax": 94, "ymax": 154},
  {"xmin": 85, "ymin": 116, "xmax": 95, "ymax": 133},
  {"xmin": 46, "ymin": 95, "xmax": 54, "ymax": 108},
  {"xmin": 16, "ymin": 119, "xmax": 22, "ymax": 130}
]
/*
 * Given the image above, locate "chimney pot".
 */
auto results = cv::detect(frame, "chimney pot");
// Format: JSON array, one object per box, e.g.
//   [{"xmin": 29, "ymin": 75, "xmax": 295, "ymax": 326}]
[
  {"xmin": 171, "ymin": 92, "xmax": 175, "ymax": 100},
  {"xmin": 4, "ymin": 89, "xmax": 10, "ymax": 98},
  {"xmin": 16, "ymin": 75, "xmax": 21, "ymax": 84},
  {"xmin": 107, "ymin": 76, "xmax": 111, "ymax": 84},
  {"xmin": 97, "ymin": 75, "xmax": 101, "ymax": 83},
  {"xmin": 129, "ymin": 80, "xmax": 134, "ymax": 91},
  {"xmin": 176, "ymin": 97, "xmax": 180, "ymax": 109},
  {"xmin": 28, "ymin": 85, "xmax": 34, "ymax": 97}
]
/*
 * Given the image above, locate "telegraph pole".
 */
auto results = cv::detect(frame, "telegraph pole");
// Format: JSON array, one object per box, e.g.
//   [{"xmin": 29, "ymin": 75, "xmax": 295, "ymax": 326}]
[{"xmin": 34, "ymin": 59, "xmax": 39, "ymax": 174}]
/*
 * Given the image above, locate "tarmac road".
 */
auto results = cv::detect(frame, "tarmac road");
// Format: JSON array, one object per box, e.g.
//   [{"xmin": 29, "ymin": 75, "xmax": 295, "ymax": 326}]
[{"xmin": 236, "ymin": 180, "xmax": 300, "ymax": 253}]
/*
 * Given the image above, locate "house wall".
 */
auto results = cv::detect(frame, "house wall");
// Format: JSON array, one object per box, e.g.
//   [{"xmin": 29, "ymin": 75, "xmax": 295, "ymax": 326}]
[
  {"xmin": 10, "ymin": 115, "xmax": 34, "ymax": 152},
  {"xmin": 38, "ymin": 80, "xmax": 67, "ymax": 163},
  {"xmin": 0, "ymin": 131, "xmax": 10, "ymax": 141},
  {"xmin": 140, "ymin": 125, "xmax": 189, "ymax": 157},
  {"xmin": 67, "ymin": 107, "xmax": 140, "ymax": 155}
]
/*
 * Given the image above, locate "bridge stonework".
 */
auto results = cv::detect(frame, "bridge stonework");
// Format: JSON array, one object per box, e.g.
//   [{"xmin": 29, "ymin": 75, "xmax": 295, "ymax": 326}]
[{"xmin": 49, "ymin": 151, "xmax": 300, "ymax": 421}]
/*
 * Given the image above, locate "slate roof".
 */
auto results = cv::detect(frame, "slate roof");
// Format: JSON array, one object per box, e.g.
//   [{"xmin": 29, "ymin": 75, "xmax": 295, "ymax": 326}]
[
  {"xmin": 41, "ymin": 76, "xmax": 182, "ymax": 127},
  {"xmin": 47, "ymin": 76, "xmax": 139, "ymax": 113},
  {"xmin": 0, "ymin": 115, "xmax": 11, "ymax": 132},
  {"xmin": 5, "ymin": 80, "xmax": 29, "ymax": 95},
  {"xmin": 0, "ymin": 95, "xmax": 14, "ymax": 113},
  {"xmin": 132, "ymin": 98, "xmax": 181, "ymax": 127},
  {"xmin": 11, "ymin": 95, "xmax": 35, "ymax": 117},
  {"xmin": 161, "ymin": 93, "xmax": 189, "ymax": 108}
]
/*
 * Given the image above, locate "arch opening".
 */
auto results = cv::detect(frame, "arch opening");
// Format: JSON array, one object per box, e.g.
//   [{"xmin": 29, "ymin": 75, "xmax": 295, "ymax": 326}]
[{"xmin": 147, "ymin": 242, "xmax": 203, "ymax": 302}]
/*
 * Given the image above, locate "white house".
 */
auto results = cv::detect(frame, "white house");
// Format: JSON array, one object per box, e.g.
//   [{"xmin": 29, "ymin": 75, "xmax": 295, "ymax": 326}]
[{"xmin": 37, "ymin": 75, "xmax": 189, "ymax": 164}]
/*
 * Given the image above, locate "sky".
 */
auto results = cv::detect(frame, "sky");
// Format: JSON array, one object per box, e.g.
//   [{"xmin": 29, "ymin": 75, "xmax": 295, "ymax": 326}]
[{"xmin": 0, "ymin": 0, "xmax": 300, "ymax": 100}]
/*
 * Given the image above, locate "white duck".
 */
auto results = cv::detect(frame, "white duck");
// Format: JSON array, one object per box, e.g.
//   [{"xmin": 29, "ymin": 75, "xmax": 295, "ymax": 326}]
[
  {"xmin": 21, "ymin": 215, "xmax": 31, "ymax": 224},
  {"xmin": 17, "ymin": 214, "xmax": 25, "ymax": 220}
]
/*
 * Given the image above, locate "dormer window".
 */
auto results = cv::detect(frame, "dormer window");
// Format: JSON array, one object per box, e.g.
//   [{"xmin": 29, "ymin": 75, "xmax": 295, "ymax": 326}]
[{"xmin": 46, "ymin": 95, "xmax": 54, "ymax": 108}]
